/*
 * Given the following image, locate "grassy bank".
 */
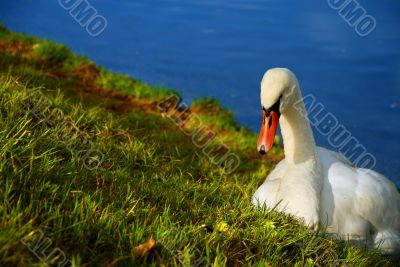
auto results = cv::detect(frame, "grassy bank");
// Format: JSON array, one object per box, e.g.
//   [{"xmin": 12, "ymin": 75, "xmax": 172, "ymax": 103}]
[{"xmin": 0, "ymin": 24, "xmax": 392, "ymax": 266}]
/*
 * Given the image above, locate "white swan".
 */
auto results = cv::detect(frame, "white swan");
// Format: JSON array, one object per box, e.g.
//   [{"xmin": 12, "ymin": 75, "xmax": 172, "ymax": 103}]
[{"xmin": 252, "ymin": 68, "xmax": 400, "ymax": 255}]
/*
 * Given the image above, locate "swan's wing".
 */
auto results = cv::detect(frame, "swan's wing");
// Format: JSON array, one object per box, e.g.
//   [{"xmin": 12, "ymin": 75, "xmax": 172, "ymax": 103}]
[
  {"xmin": 354, "ymin": 167, "xmax": 400, "ymax": 225},
  {"xmin": 317, "ymin": 147, "xmax": 354, "ymax": 167},
  {"xmin": 318, "ymin": 146, "xmax": 400, "ymax": 234}
]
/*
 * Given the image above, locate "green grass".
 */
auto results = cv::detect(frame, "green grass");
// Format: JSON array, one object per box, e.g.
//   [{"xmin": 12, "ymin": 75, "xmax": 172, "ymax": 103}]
[
  {"xmin": 0, "ymin": 24, "xmax": 393, "ymax": 266},
  {"xmin": 96, "ymin": 67, "xmax": 177, "ymax": 101},
  {"xmin": 33, "ymin": 41, "xmax": 72, "ymax": 64}
]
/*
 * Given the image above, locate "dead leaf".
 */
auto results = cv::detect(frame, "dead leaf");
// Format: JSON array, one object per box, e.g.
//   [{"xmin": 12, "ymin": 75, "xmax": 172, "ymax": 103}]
[{"xmin": 134, "ymin": 234, "xmax": 156, "ymax": 257}]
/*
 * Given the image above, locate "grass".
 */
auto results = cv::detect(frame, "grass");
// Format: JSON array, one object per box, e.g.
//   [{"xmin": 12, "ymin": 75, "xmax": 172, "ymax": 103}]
[{"xmin": 0, "ymin": 23, "xmax": 394, "ymax": 266}]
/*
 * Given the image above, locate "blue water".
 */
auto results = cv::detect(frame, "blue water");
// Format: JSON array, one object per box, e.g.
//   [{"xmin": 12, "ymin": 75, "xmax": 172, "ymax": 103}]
[{"xmin": 1, "ymin": 0, "xmax": 399, "ymax": 186}]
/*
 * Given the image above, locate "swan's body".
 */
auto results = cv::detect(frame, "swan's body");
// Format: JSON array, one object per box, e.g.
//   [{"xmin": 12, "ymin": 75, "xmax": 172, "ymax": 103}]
[{"xmin": 252, "ymin": 68, "xmax": 400, "ymax": 255}]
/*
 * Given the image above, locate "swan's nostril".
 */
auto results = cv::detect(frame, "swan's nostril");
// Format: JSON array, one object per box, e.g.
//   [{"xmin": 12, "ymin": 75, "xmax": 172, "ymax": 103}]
[{"xmin": 259, "ymin": 145, "xmax": 266, "ymax": 155}]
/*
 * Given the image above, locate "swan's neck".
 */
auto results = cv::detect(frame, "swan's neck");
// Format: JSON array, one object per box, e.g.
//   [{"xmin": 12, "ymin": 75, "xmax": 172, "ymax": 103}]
[{"xmin": 280, "ymin": 93, "xmax": 318, "ymax": 167}]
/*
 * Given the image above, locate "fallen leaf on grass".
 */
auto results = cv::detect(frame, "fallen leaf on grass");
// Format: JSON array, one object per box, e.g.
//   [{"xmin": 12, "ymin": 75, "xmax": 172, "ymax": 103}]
[{"xmin": 134, "ymin": 234, "xmax": 156, "ymax": 257}]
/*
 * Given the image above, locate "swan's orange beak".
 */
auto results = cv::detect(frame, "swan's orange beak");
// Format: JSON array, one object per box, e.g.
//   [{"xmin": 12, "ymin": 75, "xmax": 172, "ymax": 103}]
[{"xmin": 257, "ymin": 110, "xmax": 279, "ymax": 155}]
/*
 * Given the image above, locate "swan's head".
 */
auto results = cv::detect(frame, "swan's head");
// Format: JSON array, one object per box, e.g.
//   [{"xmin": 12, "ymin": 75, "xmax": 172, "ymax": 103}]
[{"xmin": 257, "ymin": 68, "xmax": 300, "ymax": 155}]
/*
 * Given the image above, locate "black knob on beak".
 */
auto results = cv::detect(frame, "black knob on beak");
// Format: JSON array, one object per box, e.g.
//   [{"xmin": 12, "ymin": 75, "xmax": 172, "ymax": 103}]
[{"xmin": 259, "ymin": 145, "xmax": 266, "ymax": 155}]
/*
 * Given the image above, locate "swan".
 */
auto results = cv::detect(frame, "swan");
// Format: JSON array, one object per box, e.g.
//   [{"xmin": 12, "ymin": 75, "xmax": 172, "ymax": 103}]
[{"xmin": 252, "ymin": 68, "xmax": 400, "ymax": 255}]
